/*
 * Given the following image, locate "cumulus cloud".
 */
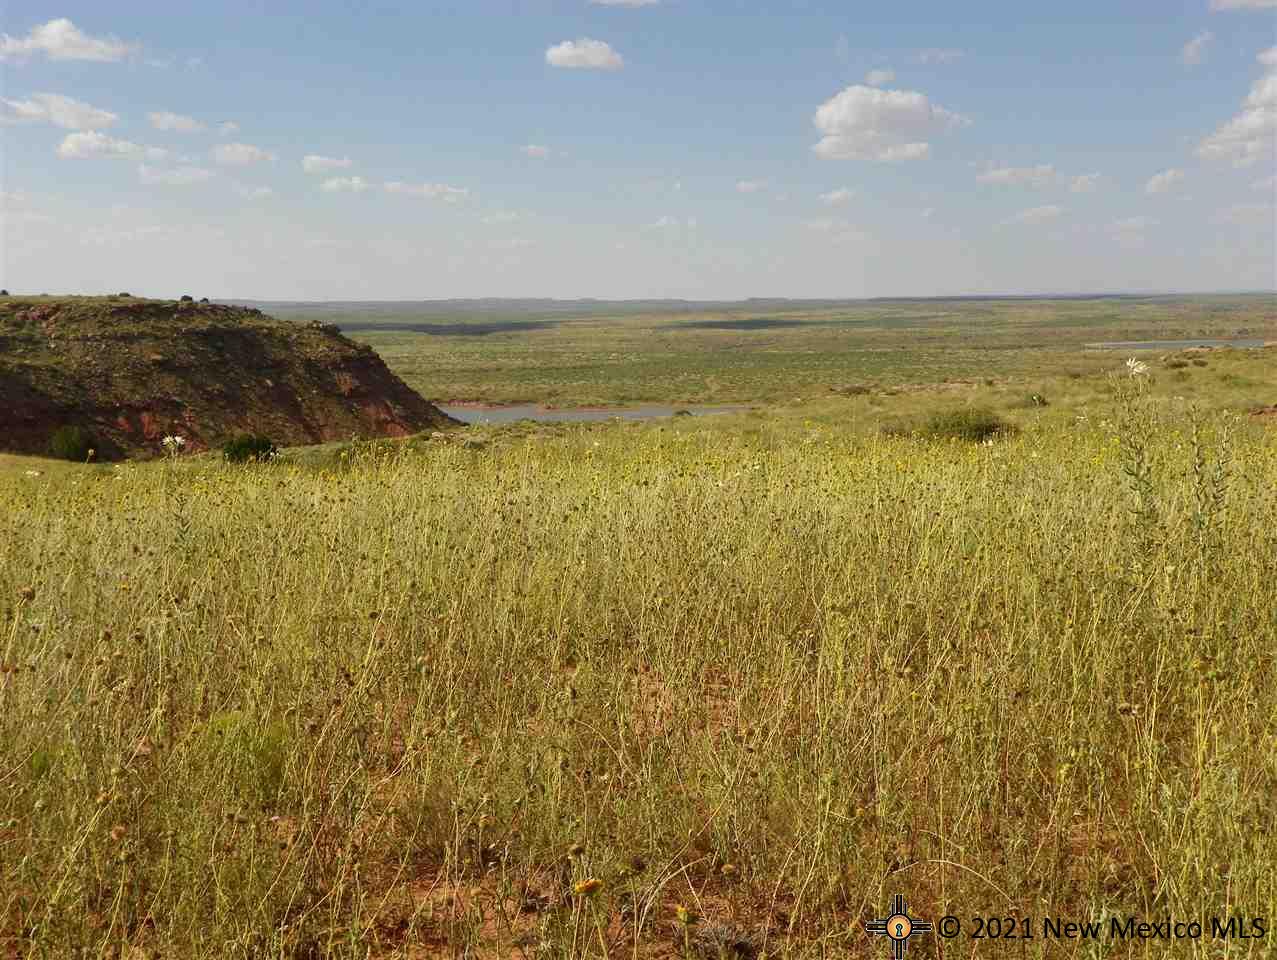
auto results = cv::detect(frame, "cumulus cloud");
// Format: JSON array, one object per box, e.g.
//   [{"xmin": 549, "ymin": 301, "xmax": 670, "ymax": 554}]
[
  {"xmin": 1070, "ymin": 173, "xmax": 1102, "ymax": 193},
  {"xmin": 977, "ymin": 164, "xmax": 1055, "ymax": 187},
  {"xmin": 321, "ymin": 176, "xmax": 372, "ymax": 193},
  {"xmin": 138, "ymin": 164, "xmax": 214, "ymax": 186},
  {"xmin": 1181, "ymin": 31, "xmax": 1213, "ymax": 65},
  {"xmin": 384, "ymin": 181, "xmax": 469, "ymax": 202},
  {"xmin": 916, "ymin": 48, "xmax": 965, "ymax": 64},
  {"xmin": 214, "ymin": 142, "xmax": 275, "ymax": 166},
  {"xmin": 865, "ymin": 68, "xmax": 895, "ymax": 87},
  {"xmin": 736, "ymin": 179, "xmax": 766, "ymax": 194},
  {"xmin": 820, "ymin": 187, "xmax": 856, "ymax": 205},
  {"xmin": 217, "ymin": 121, "xmax": 240, "ymax": 136},
  {"xmin": 1209, "ymin": 0, "xmax": 1276, "ymax": 9},
  {"xmin": 1145, "ymin": 168, "xmax": 1186, "ymax": 194},
  {"xmin": 545, "ymin": 38, "xmax": 623, "ymax": 70},
  {"xmin": 521, "ymin": 144, "xmax": 551, "ymax": 158},
  {"xmin": 812, "ymin": 84, "xmax": 967, "ymax": 161},
  {"xmin": 1000, "ymin": 205, "xmax": 1064, "ymax": 226},
  {"xmin": 302, "ymin": 154, "xmax": 352, "ymax": 173},
  {"xmin": 1197, "ymin": 49, "xmax": 1277, "ymax": 166},
  {"xmin": 2, "ymin": 92, "xmax": 117, "ymax": 129},
  {"xmin": 149, "ymin": 111, "xmax": 206, "ymax": 133},
  {"xmin": 56, "ymin": 131, "xmax": 168, "ymax": 161},
  {"xmin": 0, "ymin": 17, "xmax": 138, "ymax": 62}
]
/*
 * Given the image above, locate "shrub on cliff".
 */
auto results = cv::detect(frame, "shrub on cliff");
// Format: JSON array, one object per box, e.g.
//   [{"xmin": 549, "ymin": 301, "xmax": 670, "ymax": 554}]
[
  {"xmin": 222, "ymin": 433, "xmax": 278, "ymax": 463},
  {"xmin": 48, "ymin": 425, "xmax": 96, "ymax": 461}
]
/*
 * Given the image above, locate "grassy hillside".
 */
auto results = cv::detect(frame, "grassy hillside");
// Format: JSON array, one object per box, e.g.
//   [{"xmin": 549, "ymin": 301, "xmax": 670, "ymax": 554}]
[
  {"xmin": 2, "ymin": 372, "xmax": 1274, "ymax": 957},
  {"xmin": 0, "ymin": 295, "xmax": 454, "ymax": 460}
]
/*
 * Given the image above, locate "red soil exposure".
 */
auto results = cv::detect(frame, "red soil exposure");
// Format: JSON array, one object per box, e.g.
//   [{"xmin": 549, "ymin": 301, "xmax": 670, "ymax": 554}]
[{"xmin": 0, "ymin": 296, "xmax": 457, "ymax": 459}]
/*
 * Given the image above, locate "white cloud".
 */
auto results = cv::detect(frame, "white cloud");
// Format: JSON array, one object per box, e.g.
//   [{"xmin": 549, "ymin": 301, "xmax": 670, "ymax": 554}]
[
  {"xmin": 1198, "ymin": 50, "xmax": 1277, "ymax": 166},
  {"xmin": 0, "ymin": 17, "xmax": 138, "ymax": 62},
  {"xmin": 1209, "ymin": 0, "xmax": 1276, "ymax": 9},
  {"xmin": 384, "ymin": 181, "xmax": 469, "ymax": 202},
  {"xmin": 521, "ymin": 144, "xmax": 551, "ymax": 158},
  {"xmin": 812, "ymin": 84, "xmax": 967, "ymax": 162},
  {"xmin": 1070, "ymin": 173, "xmax": 1102, "ymax": 193},
  {"xmin": 865, "ymin": 68, "xmax": 895, "ymax": 87},
  {"xmin": 736, "ymin": 179, "xmax": 766, "ymax": 194},
  {"xmin": 138, "ymin": 164, "xmax": 214, "ymax": 186},
  {"xmin": 1181, "ymin": 31, "xmax": 1213, "ymax": 66},
  {"xmin": 977, "ymin": 164, "xmax": 1055, "ymax": 187},
  {"xmin": 2, "ymin": 92, "xmax": 117, "ymax": 129},
  {"xmin": 545, "ymin": 38, "xmax": 623, "ymax": 70},
  {"xmin": 482, "ymin": 211, "xmax": 521, "ymax": 225},
  {"xmin": 321, "ymin": 176, "xmax": 372, "ymax": 193},
  {"xmin": 1145, "ymin": 168, "xmax": 1186, "ymax": 194},
  {"xmin": 916, "ymin": 48, "xmax": 965, "ymax": 64},
  {"xmin": 820, "ymin": 187, "xmax": 856, "ymax": 205},
  {"xmin": 214, "ymin": 142, "xmax": 275, "ymax": 166},
  {"xmin": 1254, "ymin": 173, "xmax": 1277, "ymax": 191},
  {"xmin": 149, "ymin": 111, "xmax": 206, "ymax": 133},
  {"xmin": 302, "ymin": 154, "xmax": 352, "ymax": 173},
  {"xmin": 56, "ymin": 131, "xmax": 168, "ymax": 161},
  {"xmin": 803, "ymin": 217, "xmax": 851, "ymax": 233},
  {"xmin": 217, "ymin": 121, "xmax": 240, "ymax": 136},
  {"xmin": 1001, "ymin": 205, "xmax": 1065, "ymax": 226}
]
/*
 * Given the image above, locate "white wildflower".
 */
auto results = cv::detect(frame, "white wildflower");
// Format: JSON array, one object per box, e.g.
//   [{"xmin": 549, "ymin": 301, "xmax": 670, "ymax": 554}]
[
  {"xmin": 1125, "ymin": 357, "xmax": 1149, "ymax": 377},
  {"xmin": 24, "ymin": 470, "xmax": 41, "ymax": 477}
]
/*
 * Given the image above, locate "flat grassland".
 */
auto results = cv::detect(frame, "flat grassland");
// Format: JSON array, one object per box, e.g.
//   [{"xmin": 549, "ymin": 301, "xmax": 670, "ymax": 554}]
[
  {"xmin": 2, "ymin": 295, "xmax": 1276, "ymax": 958},
  {"xmin": 259, "ymin": 294, "xmax": 1277, "ymax": 406}
]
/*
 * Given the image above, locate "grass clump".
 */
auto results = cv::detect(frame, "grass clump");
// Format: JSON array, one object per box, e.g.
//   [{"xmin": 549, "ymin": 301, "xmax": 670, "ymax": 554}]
[
  {"xmin": 881, "ymin": 406, "xmax": 1016, "ymax": 442},
  {"xmin": 46, "ymin": 425, "xmax": 95, "ymax": 461},
  {"xmin": 221, "ymin": 433, "xmax": 277, "ymax": 463}
]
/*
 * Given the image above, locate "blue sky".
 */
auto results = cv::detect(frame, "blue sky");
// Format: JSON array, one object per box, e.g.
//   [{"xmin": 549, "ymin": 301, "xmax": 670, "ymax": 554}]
[{"xmin": 2, "ymin": 1, "xmax": 1274, "ymax": 299}]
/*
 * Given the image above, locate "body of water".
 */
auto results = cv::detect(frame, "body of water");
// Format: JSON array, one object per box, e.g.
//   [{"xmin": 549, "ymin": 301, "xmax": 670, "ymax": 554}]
[
  {"xmin": 438, "ymin": 403, "xmax": 752, "ymax": 424},
  {"xmin": 1084, "ymin": 339, "xmax": 1266, "ymax": 351}
]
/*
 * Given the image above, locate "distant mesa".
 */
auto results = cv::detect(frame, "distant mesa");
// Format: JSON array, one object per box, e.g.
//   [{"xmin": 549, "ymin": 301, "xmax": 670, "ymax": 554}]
[{"xmin": 0, "ymin": 295, "xmax": 457, "ymax": 460}]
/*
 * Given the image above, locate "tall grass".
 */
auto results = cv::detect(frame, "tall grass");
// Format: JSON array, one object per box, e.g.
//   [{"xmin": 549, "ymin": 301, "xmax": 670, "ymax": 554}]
[{"xmin": 2, "ymin": 411, "xmax": 1275, "ymax": 958}]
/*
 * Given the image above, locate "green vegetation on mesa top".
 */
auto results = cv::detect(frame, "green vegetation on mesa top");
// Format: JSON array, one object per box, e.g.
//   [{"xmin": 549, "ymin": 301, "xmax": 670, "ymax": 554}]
[{"xmin": 253, "ymin": 293, "xmax": 1276, "ymax": 407}]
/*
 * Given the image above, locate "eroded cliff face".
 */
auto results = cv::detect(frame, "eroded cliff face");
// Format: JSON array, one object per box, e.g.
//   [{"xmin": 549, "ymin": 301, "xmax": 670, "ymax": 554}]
[{"xmin": 0, "ymin": 296, "xmax": 457, "ymax": 459}]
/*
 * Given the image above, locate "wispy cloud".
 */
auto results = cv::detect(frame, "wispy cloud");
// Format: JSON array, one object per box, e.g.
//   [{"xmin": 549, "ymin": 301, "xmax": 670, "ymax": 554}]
[
  {"xmin": 0, "ymin": 17, "xmax": 138, "ymax": 62},
  {"xmin": 149, "ymin": 111, "xmax": 206, "ymax": 133},
  {"xmin": 1070, "ymin": 173, "xmax": 1102, "ymax": 193},
  {"xmin": 302, "ymin": 154, "xmax": 352, "ymax": 173},
  {"xmin": 321, "ymin": 176, "xmax": 372, "ymax": 193},
  {"xmin": 864, "ymin": 68, "xmax": 895, "ymax": 87},
  {"xmin": 214, "ymin": 142, "xmax": 275, "ymax": 166},
  {"xmin": 384, "ymin": 181, "xmax": 469, "ymax": 202},
  {"xmin": 977, "ymin": 164, "xmax": 1055, "ymax": 187},
  {"xmin": 1000, "ymin": 204, "xmax": 1065, "ymax": 226},
  {"xmin": 521, "ymin": 144, "xmax": 551, "ymax": 158},
  {"xmin": 3, "ymin": 92, "xmax": 117, "ymax": 130},
  {"xmin": 56, "ymin": 131, "xmax": 168, "ymax": 161},
  {"xmin": 736, "ymin": 179, "xmax": 766, "ymax": 194},
  {"xmin": 915, "ymin": 48, "xmax": 965, "ymax": 65},
  {"xmin": 1180, "ymin": 31, "xmax": 1213, "ymax": 66},
  {"xmin": 139, "ymin": 164, "xmax": 214, "ymax": 186},
  {"xmin": 819, "ymin": 187, "xmax": 856, "ymax": 205}
]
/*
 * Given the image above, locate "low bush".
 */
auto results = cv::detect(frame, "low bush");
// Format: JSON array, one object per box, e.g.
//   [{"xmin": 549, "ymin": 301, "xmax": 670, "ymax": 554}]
[
  {"xmin": 222, "ymin": 433, "xmax": 277, "ymax": 463},
  {"xmin": 922, "ymin": 407, "xmax": 1015, "ymax": 442},
  {"xmin": 47, "ymin": 425, "xmax": 96, "ymax": 461}
]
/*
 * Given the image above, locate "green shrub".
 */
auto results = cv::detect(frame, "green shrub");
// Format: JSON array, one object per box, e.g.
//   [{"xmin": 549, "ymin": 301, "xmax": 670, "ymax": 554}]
[
  {"xmin": 48, "ymin": 425, "xmax": 96, "ymax": 461},
  {"xmin": 222, "ymin": 433, "xmax": 277, "ymax": 463},
  {"xmin": 921, "ymin": 407, "xmax": 1015, "ymax": 442}
]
